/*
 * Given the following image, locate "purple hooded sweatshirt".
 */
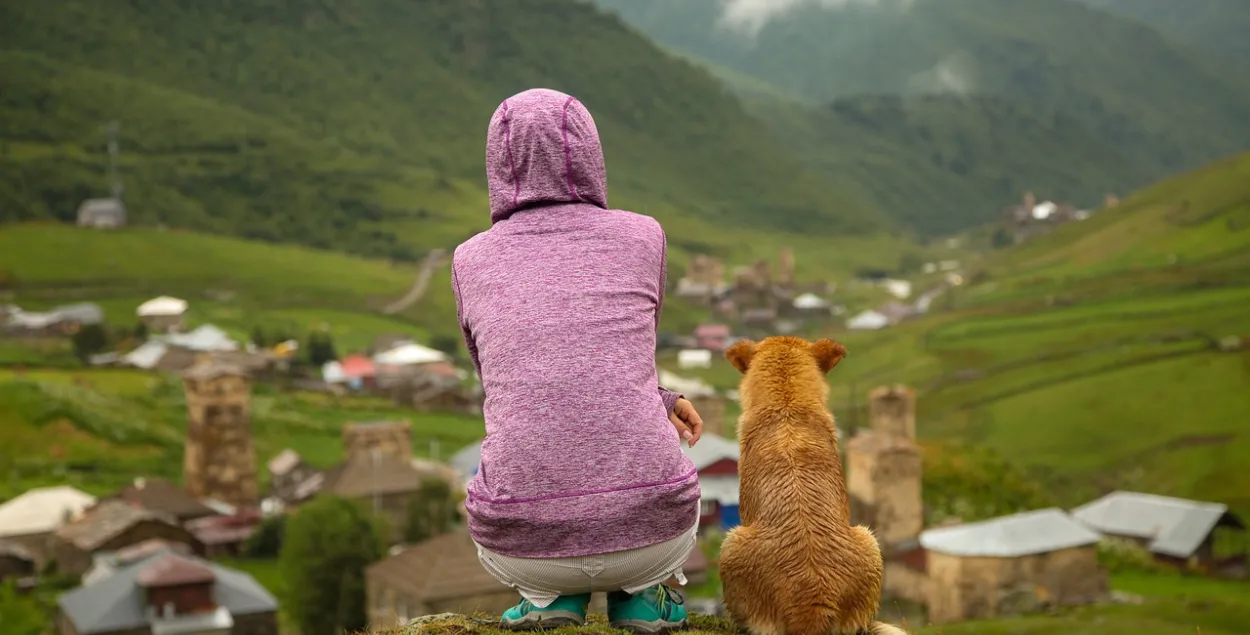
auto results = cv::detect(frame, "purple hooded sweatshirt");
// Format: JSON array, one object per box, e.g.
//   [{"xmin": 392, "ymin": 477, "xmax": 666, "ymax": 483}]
[{"xmin": 450, "ymin": 88, "xmax": 702, "ymax": 559}]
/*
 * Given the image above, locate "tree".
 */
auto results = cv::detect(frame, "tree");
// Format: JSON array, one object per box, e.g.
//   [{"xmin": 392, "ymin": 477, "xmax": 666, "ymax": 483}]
[
  {"xmin": 250, "ymin": 325, "xmax": 268, "ymax": 348},
  {"xmin": 405, "ymin": 478, "xmax": 460, "ymax": 544},
  {"xmin": 132, "ymin": 321, "xmax": 149, "ymax": 341},
  {"xmin": 280, "ymin": 496, "xmax": 384, "ymax": 635},
  {"xmin": 429, "ymin": 334, "xmax": 460, "ymax": 356},
  {"xmin": 241, "ymin": 514, "xmax": 286, "ymax": 558},
  {"xmin": 305, "ymin": 331, "xmax": 338, "ymax": 367},
  {"xmin": 70, "ymin": 323, "xmax": 109, "ymax": 363},
  {"xmin": 991, "ymin": 226, "xmax": 1014, "ymax": 248}
]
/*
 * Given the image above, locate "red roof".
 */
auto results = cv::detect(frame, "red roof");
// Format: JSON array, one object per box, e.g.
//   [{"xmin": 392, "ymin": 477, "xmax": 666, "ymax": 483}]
[
  {"xmin": 694, "ymin": 324, "xmax": 730, "ymax": 337},
  {"xmin": 185, "ymin": 510, "xmax": 262, "ymax": 546},
  {"xmin": 137, "ymin": 553, "xmax": 215, "ymax": 587},
  {"xmin": 340, "ymin": 355, "xmax": 376, "ymax": 378}
]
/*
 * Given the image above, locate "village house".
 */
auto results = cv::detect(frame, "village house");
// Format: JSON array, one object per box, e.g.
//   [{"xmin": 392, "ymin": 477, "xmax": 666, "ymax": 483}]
[
  {"xmin": 136, "ymin": 296, "xmax": 188, "ymax": 333},
  {"xmin": 658, "ymin": 369, "xmax": 728, "ymax": 437},
  {"xmin": 920, "ymin": 508, "xmax": 1109, "ymax": 623},
  {"xmin": 262, "ymin": 449, "xmax": 321, "ymax": 514},
  {"xmin": 383, "ymin": 361, "xmax": 481, "ymax": 415},
  {"xmin": 789, "ymin": 292, "xmax": 833, "ymax": 318},
  {"xmin": 366, "ymin": 530, "xmax": 708, "ymax": 629},
  {"xmin": 681, "ymin": 434, "xmax": 741, "ymax": 533},
  {"xmin": 57, "ymin": 542, "xmax": 278, "ymax": 635},
  {"xmin": 106, "ymin": 478, "xmax": 220, "ymax": 525},
  {"xmin": 677, "ymin": 348, "xmax": 714, "ymax": 370},
  {"xmin": 81, "ymin": 539, "xmax": 192, "ymax": 585},
  {"xmin": 52, "ymin": 499, "xmax": 202, "ymax": 576},
  {"xmin": 3, "ymin": 303, "xmax": 104, "ymax": 336},
  {"xmin": 674, "ymin": 254, "xmax": 729, "ymax": 302},
  {"xmin": 76, "ymin": 197, "xmax": 127, "ymax": 229},
  {"xmin": 0, "ymin": 485, "xmax": 97, "ymax": 566},
  {"xmin": 366, "ymin": 531, "xmax": 517, "ymax": 629},
  {"xmin": 322, "ymin": 353, "xmax": 379, "ymax": 389},
  {"xmin": 846, "ymin": 309, "xmax": 890, "ymax": 331},
  {"xmin": 693, "ymin": 324, "xmax": 731, "ymax": 351},
  {"xmin": 1071, "ymin": 491, "xmax": 1247, "ymax": 572},
  {"xmin": 0, "ymin": 539, "xmax": 37, "ymax": 587},
  {"xmin": 185, "ymin": 509, "xmax": 262, "ymax": 559},
  {"xmin": 318, "ymin": 451, "xmax": 430, "ymax": 544},
  {"xmin": 124, "ymin": 323, "xmax": 244, "ymax": 372},
  {"xmin": 264, "ymin": 422, "xmax": 456, "ymax": 540}
]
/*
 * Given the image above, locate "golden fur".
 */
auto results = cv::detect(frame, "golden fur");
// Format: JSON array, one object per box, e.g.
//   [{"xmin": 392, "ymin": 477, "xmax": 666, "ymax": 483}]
[{"xmin": 719, "ymin": 337, "xmax": 908, "ymax": 635}]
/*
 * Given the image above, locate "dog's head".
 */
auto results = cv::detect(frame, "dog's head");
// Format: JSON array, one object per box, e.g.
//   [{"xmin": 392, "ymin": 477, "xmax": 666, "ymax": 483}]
[{"xmin": 725, "ymin": 336, "xmax": 847, "ymax": 377}]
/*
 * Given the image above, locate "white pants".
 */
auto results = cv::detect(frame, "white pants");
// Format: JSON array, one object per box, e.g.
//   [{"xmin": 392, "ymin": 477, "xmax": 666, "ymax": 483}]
[{"xmin": 476, "ymin": 522, "xmax": 699, "ymax": 608}]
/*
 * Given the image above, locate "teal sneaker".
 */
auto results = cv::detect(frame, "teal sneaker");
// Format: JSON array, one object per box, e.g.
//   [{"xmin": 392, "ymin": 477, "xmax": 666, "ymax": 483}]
[
  {"xmin": 500, "ymin": 593, "xmax": 591, "ymax": 630},
  {"xmin": 607, "ymin": 585, "xmax": 687, "ymax": 633}
]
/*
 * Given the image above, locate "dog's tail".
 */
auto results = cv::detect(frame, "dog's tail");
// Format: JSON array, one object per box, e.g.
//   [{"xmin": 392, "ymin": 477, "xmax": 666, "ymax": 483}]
[{"xmin": 862, "ymin": 621, "xmax": 909, "ymax": 635}]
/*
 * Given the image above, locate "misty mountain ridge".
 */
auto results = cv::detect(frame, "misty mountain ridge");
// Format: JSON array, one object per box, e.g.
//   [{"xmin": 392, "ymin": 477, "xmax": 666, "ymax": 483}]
[{"xmin": 594, "ymin": 0, "xmax": 1250, "ymax": 233}]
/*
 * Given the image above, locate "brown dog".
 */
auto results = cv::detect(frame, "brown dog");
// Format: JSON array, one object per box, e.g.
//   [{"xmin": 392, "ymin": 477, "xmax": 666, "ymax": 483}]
[{"xmin": 719, "ymin": 337, "xmax": 906, "ymax": 635}]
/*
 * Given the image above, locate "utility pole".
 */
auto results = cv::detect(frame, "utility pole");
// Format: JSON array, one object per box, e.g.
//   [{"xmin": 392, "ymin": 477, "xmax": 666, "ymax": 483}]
[
  {"xmin": 106, "ymin": 121, "xmax": 123, "ymax": 200},
  {"xmin": 372, "ymin": 446, "xmax": 381, "ymax": 516}
]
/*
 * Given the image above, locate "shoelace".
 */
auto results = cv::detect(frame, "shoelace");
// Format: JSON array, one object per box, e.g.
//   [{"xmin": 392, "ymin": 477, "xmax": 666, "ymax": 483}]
[{"xmin": 652, "ymin": 585, "xmax": 685, "ymax": 617}]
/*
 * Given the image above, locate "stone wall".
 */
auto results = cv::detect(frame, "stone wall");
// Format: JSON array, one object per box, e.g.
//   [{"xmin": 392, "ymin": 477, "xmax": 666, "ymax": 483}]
[{"xmin": 925, "ymin": 546, "xmax": 1108, "ymax": 623}]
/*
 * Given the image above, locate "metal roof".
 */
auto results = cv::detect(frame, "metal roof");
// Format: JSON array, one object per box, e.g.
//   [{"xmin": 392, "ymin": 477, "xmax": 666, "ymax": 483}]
[
  {"xmin": 1070, "ymin": 491, "xmax": 1236, "ymax": 558},
  {"xmin": 449, "ymin": 441, "xmax": 483, "ymax": 481},
  {"xmin": 698, "ymin": 475, "xmax": 739, "ymax": 506},
  {"xmin": 136, "ymin": 296, "xmax": 188, "ymax": 317},
  {"xmin": 158, "ymin": 324, "xmax": 238, "ymax": 352},
  {"xmin": 681, "ymin": 433, "xmax": 739, "ymax": 471},
  {"xmin": 920, "ymin": 508, "xmax": 1101, "ymax": 558},
  {"xmin": 0, "ymin": 486, "xmax": 97, "ymax": 538},
  {"xmin": 123, "ymin": 340, "xmax": 168, "ymax": 370},
  {"xmin": 59, "ymin": 545, "xmax": 276, "ymax": 634},
  {"xmin": 658, "ymin": 369, "xmax": 717, "ymax": 397}
]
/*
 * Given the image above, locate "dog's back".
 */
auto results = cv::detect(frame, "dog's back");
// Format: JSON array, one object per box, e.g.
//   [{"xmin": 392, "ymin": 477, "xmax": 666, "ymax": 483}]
[{"xmin": 719, "ymin": 337, "xmax": 907, "ymax": 635}]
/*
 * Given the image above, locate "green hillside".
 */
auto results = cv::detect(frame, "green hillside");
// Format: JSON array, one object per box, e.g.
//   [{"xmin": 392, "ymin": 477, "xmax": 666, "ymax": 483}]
[
  {"xmin": 674, "ymin": 151, "xmax": 1250, "ymax": 518},
  {"xmin": 593, "ymin": 0, "xmax": 1250, "ymax": 233},
  {"xmin": 0, "ymin": 0, "xmax": 882, "ymax": 262},
  {"xmin": 1078, "ymin": 0, "xmax": 1250, "ymax": 64},
  {"xmin": 743, "ymin": 93, "xmax": 1153, "ymax": 235}
]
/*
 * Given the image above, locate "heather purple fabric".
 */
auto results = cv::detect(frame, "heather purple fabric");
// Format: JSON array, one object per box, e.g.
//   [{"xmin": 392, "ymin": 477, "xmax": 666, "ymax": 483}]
[{"xmin": 450, "ymin": 88, "xmax": 701, "ymax": 559}]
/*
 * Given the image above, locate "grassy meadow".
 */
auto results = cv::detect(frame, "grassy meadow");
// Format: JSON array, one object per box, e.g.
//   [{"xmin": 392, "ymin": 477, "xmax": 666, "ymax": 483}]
[{"xmin": 673, "ymin": 151, "xmax": 1250, "ymax": 520}]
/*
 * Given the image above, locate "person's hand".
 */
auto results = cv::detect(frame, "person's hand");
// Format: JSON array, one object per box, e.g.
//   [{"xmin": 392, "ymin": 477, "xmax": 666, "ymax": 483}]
[{"xmin": 669, "ymin": 398, "xmax": 704, "ymax": 447}]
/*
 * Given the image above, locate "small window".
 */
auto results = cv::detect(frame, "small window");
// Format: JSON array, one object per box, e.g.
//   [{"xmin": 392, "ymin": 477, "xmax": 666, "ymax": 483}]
[{"xmin": 700, "ymin": 500, "xmax": 717, "ymax": 517}]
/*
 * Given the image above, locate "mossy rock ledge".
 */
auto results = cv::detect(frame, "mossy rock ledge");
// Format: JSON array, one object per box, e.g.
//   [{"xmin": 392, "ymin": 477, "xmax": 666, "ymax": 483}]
[{"xmin": 392, "ymin": 613, "xmax": 744, "ymax": 635}]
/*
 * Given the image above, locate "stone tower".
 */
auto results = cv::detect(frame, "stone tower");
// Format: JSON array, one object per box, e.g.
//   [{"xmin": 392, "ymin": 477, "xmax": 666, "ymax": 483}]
[
  {"xmin": 846, "ymin": 385, "xmax": 923, "ymax": 550},
  {"xmin": 182, "ymin": 358, "xmax": 258, "ymax": 508},
  {"xmin": 777, "ymin": 247, "xmax": 795, "ymax": 289},
  {"xmin": 342, "ymin": 421, "xmax": 413, "ymax": 463}
]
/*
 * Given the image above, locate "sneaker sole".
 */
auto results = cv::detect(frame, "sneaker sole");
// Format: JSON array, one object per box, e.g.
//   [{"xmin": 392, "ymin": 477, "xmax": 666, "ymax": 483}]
[
  {"xmin": 500, "ymin": 611, "xmax": 585, "ymax": 631},
  {"xmin": 610, "ymin": 619, "xmax": 687, "ymax": 634}
]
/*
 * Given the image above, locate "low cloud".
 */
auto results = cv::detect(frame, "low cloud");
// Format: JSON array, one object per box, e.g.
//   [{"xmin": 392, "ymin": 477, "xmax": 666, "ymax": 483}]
[
  {"xmin": 716, "ymin": 0, "xmax": 916, "ymax": 37},
  {"xmin": 905, "ymin": 53, "xmax": 976, "ymax": 96}
]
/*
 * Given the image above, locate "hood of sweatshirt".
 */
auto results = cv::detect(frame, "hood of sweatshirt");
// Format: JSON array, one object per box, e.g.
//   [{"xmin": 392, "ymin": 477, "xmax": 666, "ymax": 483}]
[{"xmin": 485, "ymin": 88, "xmax": 609, "ymax": 224}]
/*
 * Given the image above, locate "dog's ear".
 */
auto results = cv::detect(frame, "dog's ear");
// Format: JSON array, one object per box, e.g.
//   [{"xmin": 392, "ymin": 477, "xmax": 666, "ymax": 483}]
[
  {"xmin": 725, "ymin": 340, "xmax": 757, "ymax": 374},
  {"xmin": 810, "ymin": 339, "xmax": 847, "ymax": 375}
]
